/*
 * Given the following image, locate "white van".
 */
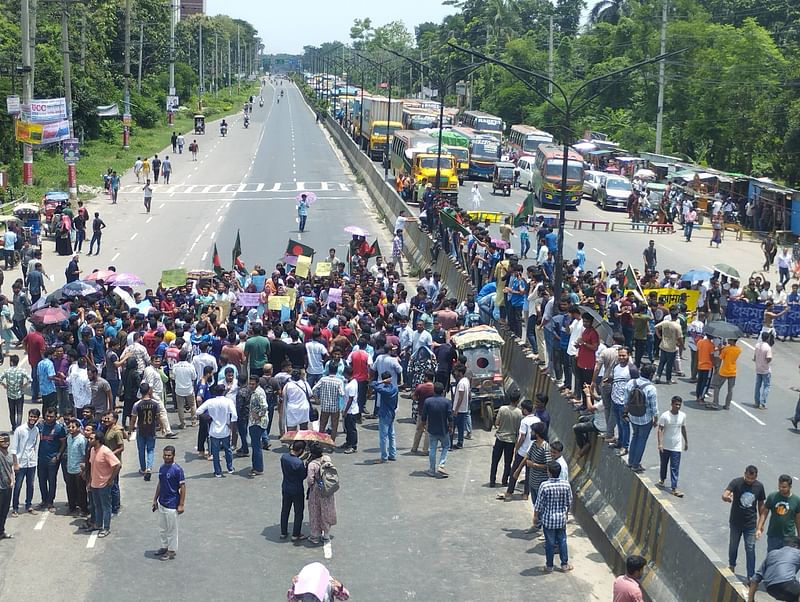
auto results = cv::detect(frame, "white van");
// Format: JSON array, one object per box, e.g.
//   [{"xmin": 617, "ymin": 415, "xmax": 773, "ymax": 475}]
[{"xmin": 516, "ymin": 156, "xmax": 536, "ymax": 191}]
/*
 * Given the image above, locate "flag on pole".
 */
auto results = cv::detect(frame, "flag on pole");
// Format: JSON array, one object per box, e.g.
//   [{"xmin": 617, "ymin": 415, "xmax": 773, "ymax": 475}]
[
  {"xmin": 232, "ymin": 230, "xmax": 244, "ymax": 270},
  {"xmin": 513, "ymin": 192, "xmax": 535, "ymax": 226},
  {"xmin": 623, "ymin": 264, "xmax": 644, "ymax": 301},
  {"xmin": 366, "ymin": 239, "xmax": 382, "ymax": 259},
  {"xmin": 286, "ymin": 239, "xmax": 315, "ymax": 258},
  {"xmin": 212, "ymin": 243, "xmax": 223, "ymax": 277},
  {"xmin": 438, "ymin": 207, "xmax": 470, "ymax": 236}
]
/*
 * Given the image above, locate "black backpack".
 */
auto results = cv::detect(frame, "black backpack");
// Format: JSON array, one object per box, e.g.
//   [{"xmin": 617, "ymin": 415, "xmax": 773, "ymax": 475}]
[{"xmin": 625, "ymin": 380, "xmax": 647, "ymax": 417}]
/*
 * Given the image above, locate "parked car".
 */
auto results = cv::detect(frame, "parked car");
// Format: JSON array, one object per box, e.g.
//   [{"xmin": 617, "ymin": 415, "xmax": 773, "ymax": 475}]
[
  {"xmin": 597, "ymin": 175, "xmax": 633, "ymax": 210},
  {"xmin": 582, "ymin": 170, "xmax": 605, "ymax": 201}
]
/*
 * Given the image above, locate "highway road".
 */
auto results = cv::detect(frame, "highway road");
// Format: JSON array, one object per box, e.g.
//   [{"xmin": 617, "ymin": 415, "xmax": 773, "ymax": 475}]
[{"xmin": 0, "ymin": 81, "xmax": 614, "ymax": 601}]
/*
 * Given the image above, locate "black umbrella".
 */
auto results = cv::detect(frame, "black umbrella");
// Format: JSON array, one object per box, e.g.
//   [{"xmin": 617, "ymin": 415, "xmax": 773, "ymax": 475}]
[
  {"xmin": 578, "ymin": 305, "xmax": 613, "ymax": 342},
  {"xmin": 704, "ymin": 321, "xmax": 744, "ymax": 340}
]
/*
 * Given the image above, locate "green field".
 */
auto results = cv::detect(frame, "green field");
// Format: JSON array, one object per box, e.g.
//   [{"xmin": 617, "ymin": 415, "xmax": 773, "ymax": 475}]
[{"xmin": 12, "ymin": 84, "xmax": 260, "ymax": 204}]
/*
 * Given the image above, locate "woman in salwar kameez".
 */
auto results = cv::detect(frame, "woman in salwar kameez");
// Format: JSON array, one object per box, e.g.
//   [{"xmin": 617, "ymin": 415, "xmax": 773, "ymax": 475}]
[{"xmin": 306, "ymin": 442, "xmax": 337, "ymax": 545}]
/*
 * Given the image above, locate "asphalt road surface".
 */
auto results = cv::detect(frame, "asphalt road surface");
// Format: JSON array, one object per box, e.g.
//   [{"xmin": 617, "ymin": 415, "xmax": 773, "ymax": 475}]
[
  {"xmin": 0, "ymin": 82, "xmax": 614, "ymax": 601},
  {"xmin": 381, "ymin": 153, "xmax": 799, "ymax": 590}
]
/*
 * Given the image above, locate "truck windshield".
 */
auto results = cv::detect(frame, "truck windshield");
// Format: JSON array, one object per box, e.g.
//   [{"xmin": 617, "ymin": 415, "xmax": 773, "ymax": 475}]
[
  {"xmin": 373, "ymin": 125, "xmax": 399, "ymax": 136},
  {"xmin": 420, "ymin": 157, "xmax": 454, "ymax": 170}
]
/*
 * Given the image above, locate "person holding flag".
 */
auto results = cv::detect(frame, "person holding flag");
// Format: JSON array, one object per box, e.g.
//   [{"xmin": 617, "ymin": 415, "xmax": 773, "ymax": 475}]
[{"xmin": 232, "ymin": 230, "xmax": 245, "ymax": 272}]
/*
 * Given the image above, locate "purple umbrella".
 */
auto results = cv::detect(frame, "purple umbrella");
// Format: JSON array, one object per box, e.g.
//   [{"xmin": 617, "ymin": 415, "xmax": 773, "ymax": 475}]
[
  {"xmin": 491, "ymin": 238, "xmax": 510, "ymax": 249},
  {"xmin": 107, "ymin": 272, "xmax": 145, "ymax": 287},
  {"xmin": 296, "ymin": 191, "xmax": 317, "ymax": 205}
]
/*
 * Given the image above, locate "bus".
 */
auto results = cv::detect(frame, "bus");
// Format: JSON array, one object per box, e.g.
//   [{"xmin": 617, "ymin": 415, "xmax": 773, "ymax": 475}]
[
  {"xmin": 508, "ymin": 124, "xmax": 554, "ymax": 157},
  {"xmin": 531, "ymin": 144, "xmax": 585, "ymax": 209},
  {"xmin": 451, "ymin": 126, "xmax": 501, "ymax": 180},
  {"xmin": 401, "ymin": 107, "xmax": 439, "ymax": 131},
  {"xmin": 460, "ymin": 110, "xmax": 504, "ymax": 138}
]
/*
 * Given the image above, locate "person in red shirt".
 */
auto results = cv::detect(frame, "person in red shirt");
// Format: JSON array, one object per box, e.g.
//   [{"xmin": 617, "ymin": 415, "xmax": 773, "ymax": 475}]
[
  {"xmin": 142, "ymin": 325, "xmax": 160, "ymax": 357},
  {"xmin": 347, "ymin": 338, "xmax": 372, "ymax": 422},
  {"xmin": 574, "ymin": 313, "xmax": 599, "ymax": 407},
  {"xmin": 411, "ymin": 370, "xmax": 435, "ymax": 454},
  {"xmin": 160, "ymin": 293, "xmax": 177, "ymax": 318},
  {"xmin": 22, "ymin": 326, "xmax": 46, "ymax": 401}
]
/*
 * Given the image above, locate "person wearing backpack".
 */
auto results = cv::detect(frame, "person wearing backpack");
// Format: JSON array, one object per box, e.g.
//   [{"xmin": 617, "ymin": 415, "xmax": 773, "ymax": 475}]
[
  {"xmin": 305, "ymin": 442, "xmax": 337, "ymax": 545},
  {"xmin": 624, "ymin": 363, "xmax": 659, "ymax": 473}
]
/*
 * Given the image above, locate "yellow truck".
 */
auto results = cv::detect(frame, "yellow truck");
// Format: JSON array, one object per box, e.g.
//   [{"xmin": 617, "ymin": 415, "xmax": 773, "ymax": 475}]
[
  {"xmin": 357, "ymin": 96, "xmax": 403, "ymax": 162},
  {"xmin": 410, "ymin": 152, "xmax": 459, "ymax": 201}
]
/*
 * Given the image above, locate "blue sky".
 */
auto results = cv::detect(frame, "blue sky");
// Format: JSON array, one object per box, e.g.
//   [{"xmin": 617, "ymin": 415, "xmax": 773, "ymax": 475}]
[{"xmin": 205, "ymin": 0, "xmax": 456, "ymax": 54}]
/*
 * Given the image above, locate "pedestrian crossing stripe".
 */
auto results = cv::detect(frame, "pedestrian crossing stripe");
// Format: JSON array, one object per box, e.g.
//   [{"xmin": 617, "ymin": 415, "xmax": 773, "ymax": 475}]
[{"xmin": 118, "ymin": 181, "xmax": 350, "ymax": 194}]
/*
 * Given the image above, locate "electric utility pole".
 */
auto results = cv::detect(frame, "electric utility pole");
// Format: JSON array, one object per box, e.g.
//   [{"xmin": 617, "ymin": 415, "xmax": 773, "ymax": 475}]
[
  {"xmin": 61, "ymin": 0, "xmax": 77, "ymax": 199},
  {"xmin": 548, "ymin": 16, "xmax": 554, "ymax": 97},
  {"xmin": 655, "ymin": 0, "xmax": 668, "ymax": 153},
  {"xmin": 20, "ymin": 0, "xmax": 34, "ymax": 183},
  {"xmin": 123, "ymin": 0, "xmax": 130, "ymax": 148}
]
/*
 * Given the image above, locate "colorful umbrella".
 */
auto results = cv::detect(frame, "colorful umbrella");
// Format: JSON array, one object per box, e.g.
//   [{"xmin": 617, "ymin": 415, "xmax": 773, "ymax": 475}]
[
  {"xmin": 680, "ymin": 269, "xmax": 713, "ymax": 283},
  {"xmin": 344, "ymin": 226, "xmax": 369, "ymax": 237},
  {"xmin": 491, "ymin": 238, "xmax": 510, "ymax": 250},
  {"xmin": 279, "ymin": 430, "xmax": 334, "ymax": 446},
  {"xmin": 295, "ymin": 191, "xmax": 318, "ymax": 205},
  {"xmin": 84, "ymin": 269, "xmax": 115, "ymax": 282},
  {"xmin": 31, "ymin": 307, "xmax": 69, "ymax": 325},
  {"xmin": 107, "ymin": 272, "xmax": 145, "ymax": 286},
  {"xmin": 62, "ymin": 280, "xmax": 103, "ymax": 298}
]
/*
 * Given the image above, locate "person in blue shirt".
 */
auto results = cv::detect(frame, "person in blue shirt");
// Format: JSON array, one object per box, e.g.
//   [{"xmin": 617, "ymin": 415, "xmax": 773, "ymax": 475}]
[
  {"xmin": 575, "ymin": 242, "xmax": 586, "ymax": 271},
  {"xmin": 373, "ymin": 372, "xmax": 399, "ymax": 463},
  {"xmin": 37, "ymin": 408, "xmax": 66, "ymax": 512},
  {"xmin": 280, "ymin": 441, "xmax": 308, "ymax": 540},
  {"xmin": 504, "ymin": 264, "xmax": 528, "ymax": 338},
  {"xmin": 545, "ymin": 228, "xmax": 558, "ymax": 254},
  {"xmin": 37, "ymin": 348, "xmax": 57, "ymax": 414}
]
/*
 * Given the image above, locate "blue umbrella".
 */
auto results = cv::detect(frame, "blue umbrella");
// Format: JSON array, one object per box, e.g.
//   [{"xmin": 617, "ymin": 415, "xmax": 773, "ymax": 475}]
[{"xmin": 680, "ymin": 269, "xmax": 712, "ymax": 283}]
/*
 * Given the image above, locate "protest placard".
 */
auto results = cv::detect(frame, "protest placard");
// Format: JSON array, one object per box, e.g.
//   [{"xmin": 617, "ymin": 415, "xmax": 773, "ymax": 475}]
[{"xmin": 296, "ymin": 255, "xmax": 311, "ymax": 278}]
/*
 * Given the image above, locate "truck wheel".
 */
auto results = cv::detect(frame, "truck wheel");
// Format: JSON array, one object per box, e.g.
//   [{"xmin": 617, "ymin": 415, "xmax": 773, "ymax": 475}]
[{"xmin": 483, "ymin": 404, "xmax": 494, "ymax": 431}]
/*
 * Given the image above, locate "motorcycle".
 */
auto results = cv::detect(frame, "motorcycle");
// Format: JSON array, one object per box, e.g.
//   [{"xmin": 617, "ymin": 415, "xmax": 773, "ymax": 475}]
[
  {"xmin": 244, "ymin": 117, "xmax": 250, "ymax": 129},
  {"xmin": 259, "ymin": 98, "xmax": 264, "ymax": 107},
  {"xmin": 220, "ymin": 125, "xmax": 227, "ymax": 137}
]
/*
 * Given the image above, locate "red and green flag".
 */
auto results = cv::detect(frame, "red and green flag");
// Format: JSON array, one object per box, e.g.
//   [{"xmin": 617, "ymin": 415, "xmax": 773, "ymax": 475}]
[
  {"xmin": 232, "ymin": 230, "xmax": 244, "ymax": 270},
  {"xmin": 366, "ymin": 239, "xmax": 382, "ymax": 259},
  {"xmin": 513, "ymin": 192, "xmax": 535, "ymax": 226},
  {"xmin": 622, "ymin": 264, "xmax": 644, "ymax": 301},
  {"xmin": 212, "ymin": 243, "xmax": 223, "ymax": 277},
  {"xmin": 286, "ymin": 239, "xmax": 315, "ymax": 258}
]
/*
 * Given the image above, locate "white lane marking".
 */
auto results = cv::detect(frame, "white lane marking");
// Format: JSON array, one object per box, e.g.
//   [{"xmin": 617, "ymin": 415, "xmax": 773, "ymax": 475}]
[
  {"xmin": 236, "ymin": 183, "xmax": 246, "ymax": 193},
  {"xmin": 202, "ymin": 185, "xmax": 213, "ymax": 193},
  {"xmin": 323, "ymin": 540, "xmax": 332, "ymax": 559},
  {"xmin": 86, "ymin": 530, "xmax": 98, "ymax": 548},
  {"xmin": 740, "ymin": 340, "xmax": 755, "ymax": 350},
  {"xmin": 659, "ymin": 244, "xmax": 673, "ymax": 251},
  {"xmin": 34, "ymin": 511, "xmax": 49, "ymax": 530},
  {"xmin": 217, "ymin": 215, "xmax": 223, "ymax": 223},
  {"xmin": 209, "ymin": 231, "xmax": 216, "ymax": 239},
  {"xmin": 592, "ymin": 247, "xmax": 607, "ymax": 256},
  {"xmin": 730, "ymin": 401, "xmax": 766, "ymax": 426},
  {"xmin": 111, "ymin": 252, "xmax": 120, "ymax": 261},
  {"xmin": 194, "ymin": 235, "xmax": 202, "ymax": 243},
  {"xmin": 201, "ymin": 251, "xmax": 208, "ymax": 261},
  {"xmin": 130, "ymin": 233, "xmax": 138, "ymax": 241},
  {"xmin": 146, "ymin": 216, "xmax": 153, "ymax": 223},
  {"xmin": 159, "ymin": 203, "xmax": 165, "ymax": 209},
  {"xmin": 564, "ymin": 231, "xmax": 573, "ymax": 237}
]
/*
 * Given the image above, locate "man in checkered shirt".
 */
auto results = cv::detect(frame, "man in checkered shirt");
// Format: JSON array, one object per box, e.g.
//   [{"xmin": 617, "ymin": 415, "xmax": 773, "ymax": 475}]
[
  {"xmin": 533, "ymin": 461, "xmax": 574, "ymax": 573},
  {"xmin": 311, "ymin": 363, "xmax": 345, "ymax": 443}
]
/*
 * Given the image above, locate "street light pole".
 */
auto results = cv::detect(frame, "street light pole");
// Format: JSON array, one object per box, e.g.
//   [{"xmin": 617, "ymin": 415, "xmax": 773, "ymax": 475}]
[{"xmin": 448, "ymin": 42, "xmax": 683, "ymax": 297}]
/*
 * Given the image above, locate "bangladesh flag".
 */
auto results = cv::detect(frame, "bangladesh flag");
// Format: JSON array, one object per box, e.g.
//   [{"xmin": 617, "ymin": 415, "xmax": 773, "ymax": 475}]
[
  {"xmin": 513, "ymin": 192, "xmax": 535, "ymax": 226},
  {"xmin": 232, "ymin": 230, "xmax": 244, "ymax": 270},
  {"xmin": 212, "ymin": 243, "xmax": 223, "ymax": 277},
  {"xmin": 439, "ymin": 207, "xmax": 470, "ymax": 236},
  {"xmin": 622, "ymin": 265, "xmax": 644, "ymax": 301},
  {"xmin": 366, "ymin": 239, "xmax": 382, "ymax": 259},
  {"xmin": 286, "ymin": 239, "xmax": 315, "ymax": 258}
]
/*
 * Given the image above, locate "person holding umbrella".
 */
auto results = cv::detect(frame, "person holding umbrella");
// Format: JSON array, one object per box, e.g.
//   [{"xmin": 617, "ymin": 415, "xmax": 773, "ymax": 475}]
[
  {"xmin": 709, "ymin": 339, "xmax": 741, "ymax": 410},
  {"xmin": 297, "ymin": 194, "xmax": 309, "ymax": 232}
]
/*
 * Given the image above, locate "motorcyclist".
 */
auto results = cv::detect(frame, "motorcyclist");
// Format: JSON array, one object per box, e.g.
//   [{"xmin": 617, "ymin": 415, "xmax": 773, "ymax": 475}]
[
  {"xmin": 244, "ymin": 115, "xmax": 250, "ymax": 128},
  {"xmin": 280, "ymin": 90, "xmax": 284, "ymax": 97},
  {"xmin": 220, "ymin": 119, "xmax": 228, "ymax": 136}
]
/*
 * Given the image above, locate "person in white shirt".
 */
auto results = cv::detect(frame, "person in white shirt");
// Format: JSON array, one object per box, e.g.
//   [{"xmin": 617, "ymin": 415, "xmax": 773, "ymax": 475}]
[
  {"xmin": 192, "ymin": 342, "xmax": 218, "ymax": 380},
  {"xmin": 195, "ymin": 386, "xmax": 238, "ymax": 477},
  {"xmin": 498, "ymin": 400, "xmax": 540, "ymax": 501},
  {"xmin": 686, "ymin": 312, "xmax": 705, "ymax": 383},
  {"xmin": 342, "ymin": 368, "xmax": 359, "ymax": 454},
  {"xmin": 777, "ymin": 247, "xmax": 792, "ymax": 287},
  {"xmin": 10, "ymin": 408, "xmax": 40, "ymax": 515},
  {"xmin": 142, "ymin": 356, "xmax": 174, "ymax": 437},
  {"xmin": 171, "ymin": 350, "xmax": 198, "ymax": 428},
  {"xmin": 657, "ymin": 396, "xmax": 688, "ymax": 497},
  {"xmin": 67, "ymin": 359, "xmax": 92, "ymax": 411},
  {"xmin": 282, "ymin": 371, "xmax": 313, "ymax": 431},
  {"xmin": 550, "ymin": 440, "xmax": 569, "ymax": 482}
]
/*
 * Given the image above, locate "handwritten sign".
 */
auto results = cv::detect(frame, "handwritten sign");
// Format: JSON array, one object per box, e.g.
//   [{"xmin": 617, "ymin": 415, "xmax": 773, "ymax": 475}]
[
  {"xmin": 268, "ymin": 295, "xmax": 290, "ymax": 310},
  {"xmin": 624, "ymin": 288, "xmax": 701, "ymax": 310},
  {"xmin": 315, "ymin": 261, "xmax": 331, "ymax": 277},
  {"xmin": 296, "ymin": 255, "xmax": 311, "ymax": 278},
  {"xmin": 160, "ymin": 268, "xmax": 187, "ymax": 288},
  {"xmin": 236, "ymin": 292, "xmax": 261, "ymax": 307},
  {"xmin": 327, "ymin": 287, "xmax": 342, "ymax": 305},
  {"xmin": 286, "ymin": 287, "xmax": 297, "ymax": 308},
  {"xmin": 250, "ymin": 275, "xmax": 266, "ymax": 291}
]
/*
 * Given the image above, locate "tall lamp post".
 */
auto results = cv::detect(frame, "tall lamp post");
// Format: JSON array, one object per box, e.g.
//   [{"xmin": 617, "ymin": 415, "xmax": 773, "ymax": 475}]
[
  {"xmin": 382, "ymin": 47, "xmax": 484, "ymax": 200},
  {"xmin": 448, "ymin": 42, "xmax": 683, "ymax": 296}
]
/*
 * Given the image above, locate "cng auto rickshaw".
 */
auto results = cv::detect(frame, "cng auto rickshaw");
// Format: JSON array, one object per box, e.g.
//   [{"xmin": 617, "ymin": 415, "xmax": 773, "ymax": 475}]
[
  {"xmin": 193, "ymin": 114, "xmax": 205, "ymax": 135},
  {"xmin": 451, "ymin": 325, "xmax": 507, "ymax": 430},
  {"xmin": 492, "ymin": 161, "xmax": 515, "ymax": 196}
]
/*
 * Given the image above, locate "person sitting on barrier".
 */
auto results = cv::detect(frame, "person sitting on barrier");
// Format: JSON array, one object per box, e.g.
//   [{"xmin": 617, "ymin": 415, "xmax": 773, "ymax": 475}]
[
  {"xmin": 574, "ymin": 384, "xmax": 607, "ymax": 458},
  {"xmin": 748, "ymin": 537, "xmax": 800, "ymax": 602}
]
